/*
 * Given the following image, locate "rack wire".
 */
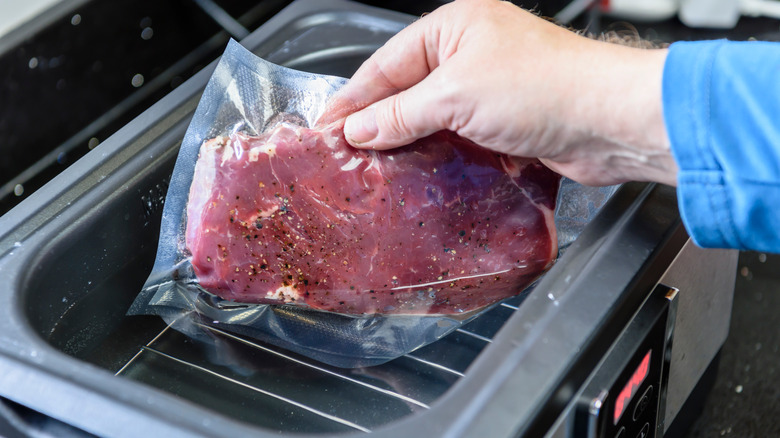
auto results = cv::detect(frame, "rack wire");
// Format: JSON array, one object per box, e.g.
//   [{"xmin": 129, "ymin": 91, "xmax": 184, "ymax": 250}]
[{"xmin": 115, "ymin": 300, "xmax": 523, "ymax": 434}]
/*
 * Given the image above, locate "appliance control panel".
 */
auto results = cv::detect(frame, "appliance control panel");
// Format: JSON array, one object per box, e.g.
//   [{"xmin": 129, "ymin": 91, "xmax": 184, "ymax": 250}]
[{"xmin": 575, "ymin": 285, "xmax": 678, "ymax": 438}]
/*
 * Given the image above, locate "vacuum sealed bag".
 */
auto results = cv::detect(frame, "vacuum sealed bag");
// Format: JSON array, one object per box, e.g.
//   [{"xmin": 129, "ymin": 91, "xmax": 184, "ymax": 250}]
[{"xmin": 131, "ymin": 40, "xmax": 616, "ymax": 368}]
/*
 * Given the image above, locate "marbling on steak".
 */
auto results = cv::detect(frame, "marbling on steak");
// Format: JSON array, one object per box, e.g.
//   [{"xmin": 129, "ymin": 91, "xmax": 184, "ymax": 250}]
[{"xmin": 186, "ymin": 122, "xmax": 560, "ymax": 314}]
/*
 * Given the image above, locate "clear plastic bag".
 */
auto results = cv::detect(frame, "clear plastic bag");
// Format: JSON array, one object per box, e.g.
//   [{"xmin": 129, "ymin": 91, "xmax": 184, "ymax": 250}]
[{"xmin": 130, "ymin": 40, "xmax": 617, "ymax": 368}]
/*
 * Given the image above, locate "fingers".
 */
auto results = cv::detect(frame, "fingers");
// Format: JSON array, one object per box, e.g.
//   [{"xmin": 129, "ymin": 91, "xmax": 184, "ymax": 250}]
[
  {"xmin": 318, "ymin": 6, "xmax": 447, "ymax": 125},
  {"xmin": 351, "ymin": 15, "xmax": 441, "ymax": 96},
  {"xmin": 343, "ymin": 68, "xmax": 458, "ymax": 149}
]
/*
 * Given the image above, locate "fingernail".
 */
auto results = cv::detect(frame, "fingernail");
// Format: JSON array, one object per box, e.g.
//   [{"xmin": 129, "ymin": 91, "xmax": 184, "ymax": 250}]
[{"xmin": 344, "ymin": 106, "xmax": 378, "ymax": 145}]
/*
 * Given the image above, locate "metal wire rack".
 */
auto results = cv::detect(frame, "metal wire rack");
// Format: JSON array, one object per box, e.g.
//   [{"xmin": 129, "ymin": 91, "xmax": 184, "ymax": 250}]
[{"xmin": 114, "ymin": 299, "xmax": 524, "ymax": 434}]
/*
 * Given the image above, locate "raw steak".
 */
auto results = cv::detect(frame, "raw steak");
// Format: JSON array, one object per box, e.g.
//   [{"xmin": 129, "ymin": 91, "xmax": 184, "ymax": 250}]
[{"xmin": 186, "ymin": 122, "xmax": 560, "ymax": 314}]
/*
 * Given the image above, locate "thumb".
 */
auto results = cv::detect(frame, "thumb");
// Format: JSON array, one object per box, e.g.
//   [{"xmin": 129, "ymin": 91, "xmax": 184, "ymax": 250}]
[{"xmin": 343, "ymin": 78, "xmax": 452, "ymax": 150}]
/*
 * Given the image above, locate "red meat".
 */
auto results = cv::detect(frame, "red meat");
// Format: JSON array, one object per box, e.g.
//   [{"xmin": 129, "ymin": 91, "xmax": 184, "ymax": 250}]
[{"xmin": 186, "ymin": 122, "xmax": 560, "ymax": 314}]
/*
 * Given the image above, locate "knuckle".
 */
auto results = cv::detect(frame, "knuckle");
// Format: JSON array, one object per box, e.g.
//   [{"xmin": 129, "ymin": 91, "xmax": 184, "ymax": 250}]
[
  {"xmin": 379, "ymin": 96, "xmax": 411, "ymax": 141},
  {"xmin": 432, "ymin": 70, "xmax": 469, "ymax": 131}
]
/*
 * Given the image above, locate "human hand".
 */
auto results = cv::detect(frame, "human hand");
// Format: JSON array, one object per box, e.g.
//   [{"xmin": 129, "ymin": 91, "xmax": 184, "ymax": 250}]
[{"xmin": 322, "ymin": 0, "xmax": 677, "ymax": 187}]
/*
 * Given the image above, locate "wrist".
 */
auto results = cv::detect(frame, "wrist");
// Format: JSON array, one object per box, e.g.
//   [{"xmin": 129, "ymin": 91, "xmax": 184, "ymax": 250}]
[{"xmin": 564, "ymin": 42, "xmax": 678, "ymax": 186}]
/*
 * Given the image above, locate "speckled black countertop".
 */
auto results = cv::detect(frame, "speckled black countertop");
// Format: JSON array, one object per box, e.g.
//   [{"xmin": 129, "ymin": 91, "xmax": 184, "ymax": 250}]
[{"xmin": 685, "ymin": 252, "xmax": 780, "ymax": 438}]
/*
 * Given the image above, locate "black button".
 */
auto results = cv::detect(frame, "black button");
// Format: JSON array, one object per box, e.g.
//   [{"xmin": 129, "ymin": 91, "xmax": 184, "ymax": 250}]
[
  {"xmin": 615, "ymin": 426, "xmax": 626, "ymax": 438},
  {"xmin": 632, "ymin": 385, "xmax": 654, "ymax": 421},
  {"xmin": 636, "ymin": 422, "xmax": 650, "ymax": 438}
]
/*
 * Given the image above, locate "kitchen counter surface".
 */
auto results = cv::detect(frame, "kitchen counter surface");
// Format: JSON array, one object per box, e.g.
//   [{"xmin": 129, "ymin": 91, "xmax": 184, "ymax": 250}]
[{"xmin": 685, "ymin": 252, "xmax": 780, "ymax": 437}]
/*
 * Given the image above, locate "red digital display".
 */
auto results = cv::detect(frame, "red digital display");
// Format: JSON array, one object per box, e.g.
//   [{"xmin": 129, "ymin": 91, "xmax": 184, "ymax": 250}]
[{"xmin": 613, "ymin": 350, "xmax": 651, "ymax": 425}]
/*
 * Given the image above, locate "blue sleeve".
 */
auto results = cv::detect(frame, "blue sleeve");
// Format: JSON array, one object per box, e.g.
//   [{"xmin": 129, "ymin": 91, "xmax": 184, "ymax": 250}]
[{"xmin": 663, "ymin": 40, "xmax": 780, "ymax": 252}]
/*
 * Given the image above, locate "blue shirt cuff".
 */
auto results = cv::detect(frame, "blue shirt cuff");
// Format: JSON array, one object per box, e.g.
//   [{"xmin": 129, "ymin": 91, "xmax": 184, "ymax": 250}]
[{"xmin": 664, "ymin": 40, "xmax": 780, "ymax": 252}]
